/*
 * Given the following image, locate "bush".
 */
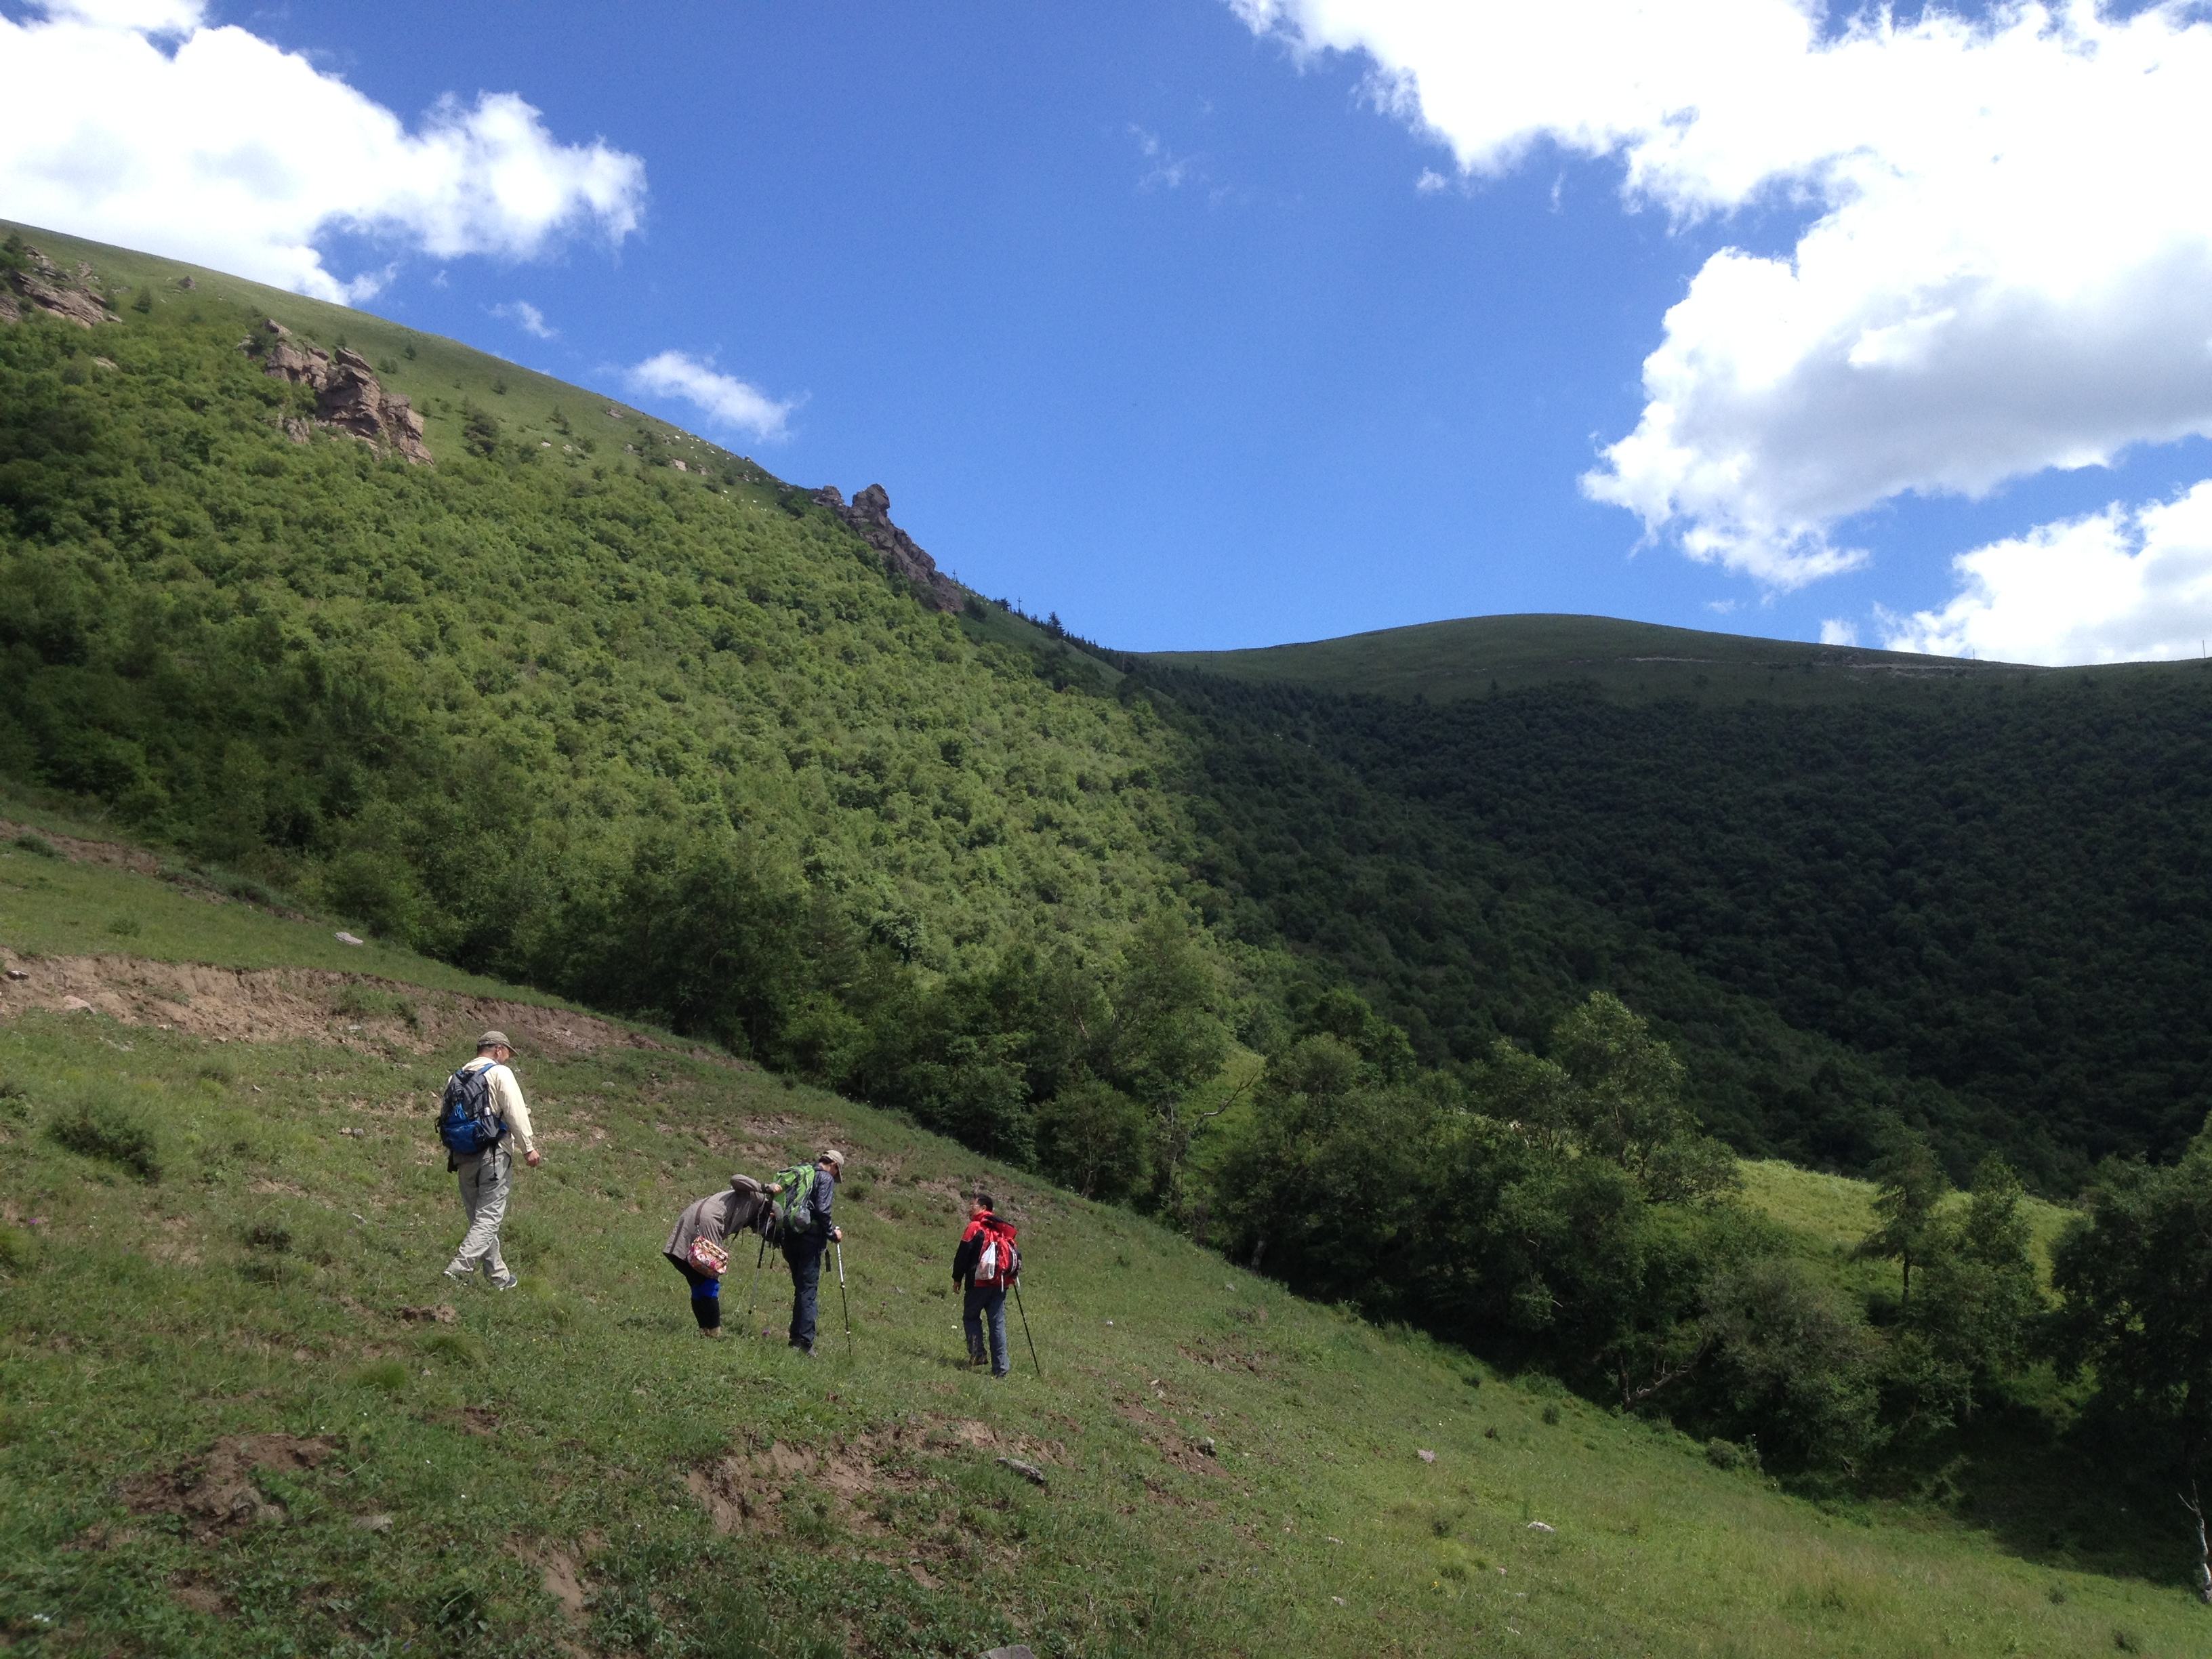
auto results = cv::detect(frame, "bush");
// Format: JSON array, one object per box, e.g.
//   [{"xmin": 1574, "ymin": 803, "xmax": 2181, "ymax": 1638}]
[
  {"xmin": 12, "ymin": 832, "xmax": 60, "ymax": 858},
  {"xmin": 49, "ymin": 1099, "xmax": 162, "ymax": 1181}
]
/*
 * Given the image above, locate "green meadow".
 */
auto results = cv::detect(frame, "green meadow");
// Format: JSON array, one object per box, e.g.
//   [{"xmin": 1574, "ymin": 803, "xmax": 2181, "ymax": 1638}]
[{"xmin": 3, "ymin": 832, "xmax": 2206, "ymax": 1658}]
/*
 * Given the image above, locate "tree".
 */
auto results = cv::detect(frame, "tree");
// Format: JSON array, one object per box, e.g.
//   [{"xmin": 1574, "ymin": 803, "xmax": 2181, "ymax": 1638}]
[
  {"xmin": 2052, "ymin": 1130, "xmax": 2212, "ymax": 1598},
  {"xmin": 1857, "ymin": 1123, "xmax": 1948, "ymax": 1310},
  {"xmin": 1911, "ymin": 1155, "xmax": 2039, "ymax": 1406},
  {"xmin": 1036, "ymin": 1076, "xmax": 1149, "ymax": 1202},
  {"xmin": 1105, "ymin": 913, "xmax": 1231, "ymax": 1212}
]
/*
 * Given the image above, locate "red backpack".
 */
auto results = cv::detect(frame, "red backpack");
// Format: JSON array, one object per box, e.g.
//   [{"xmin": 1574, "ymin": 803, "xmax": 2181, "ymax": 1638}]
[{"xmin": 972, "ymin": 1217, "xmax": 1020, "ymax": 1290}]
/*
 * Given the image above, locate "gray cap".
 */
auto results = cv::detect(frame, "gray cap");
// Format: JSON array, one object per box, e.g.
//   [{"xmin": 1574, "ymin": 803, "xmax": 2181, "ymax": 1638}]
[{"xmin": 476, "ymin": 1029, "xmax": 514, "ymax": 1052}]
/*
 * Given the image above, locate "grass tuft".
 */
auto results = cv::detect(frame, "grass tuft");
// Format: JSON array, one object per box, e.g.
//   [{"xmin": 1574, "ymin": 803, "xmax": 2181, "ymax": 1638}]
[
  {"xmin": 11, "ymin": 831, "xmax": 60, "ymax": 857},
  {"xmin": 47, "ymin": 1097, "xmax": 161, "ymax": 1181}
]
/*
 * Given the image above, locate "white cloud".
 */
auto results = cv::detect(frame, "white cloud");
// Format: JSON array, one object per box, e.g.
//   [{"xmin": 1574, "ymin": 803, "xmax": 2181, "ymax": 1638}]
[
  {"xmin": 493, "ymin": 300, "xmax": 557, "ymax": 340},
  {"xmin": 0, "ymin": 0, "xmax": 645, "ymax": 301},
  {"xmin": 1130, "ymin": 125, "xmax": 1197, "ymax": 191},
  {"xmin": 1414, "ymin": 167, "xmax": 1448, "ymax": 194},
  {"xmin": 1878, "ymin": 483, "xmax": 2212, "ymax": 665},
  {"xmin": 1231, "ymin": 1, "xmax": 2212, "ymax": 590},
  {"xmin": 624, "ymin": 350, "xmax": 793, "ymax": 443},
  {"xmin": 1818, "ymin": 618, "xmax": 1858, "ymax": 647}
]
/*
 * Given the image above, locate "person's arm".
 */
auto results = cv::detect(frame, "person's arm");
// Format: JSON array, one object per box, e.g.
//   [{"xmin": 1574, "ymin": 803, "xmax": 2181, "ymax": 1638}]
[
  {"xmin": 951, "ymin": 1229, "xmax": 979, "ymax": 1285},
  {"xmin": 814, "ymin": 1169, "xmax": 837, "ymax": 1236},
  {"xmin": 488, "ymin": 1066, "xmax": 541, "ymax": 1164}
]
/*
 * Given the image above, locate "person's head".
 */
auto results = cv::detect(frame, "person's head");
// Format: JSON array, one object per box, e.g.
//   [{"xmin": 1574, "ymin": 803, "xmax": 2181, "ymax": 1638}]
[
  {"xmin": 818, "ymin": 1149, "xmax": 845, "ymax": 1182},
  {"xmin": 476, "ymin": 1029, "xmax": 515, "ymax": 1063},
  {"xmin": 974, "ymin": 1191, "xmax": 996, "ymax": 1214}
]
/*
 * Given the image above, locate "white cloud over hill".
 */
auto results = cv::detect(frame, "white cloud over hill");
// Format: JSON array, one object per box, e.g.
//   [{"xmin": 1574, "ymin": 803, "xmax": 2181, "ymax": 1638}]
[
  {"xmin": 624, "ymin": 351, "xmax": 794, "ymax": 443},
  {"xmin": 0, "ymin": 0, "xmax": 645, "ymax": 300},
  {"xmin": 1231, "ymin": 0, "xmax": 2212, "ymax": 658}
]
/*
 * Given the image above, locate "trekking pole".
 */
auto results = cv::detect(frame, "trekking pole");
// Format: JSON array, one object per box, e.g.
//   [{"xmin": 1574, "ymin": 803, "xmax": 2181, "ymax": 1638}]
[
  {"xmin": 1011, "ymin": 1275, "xmax": 1042, "ymax": 1378},
  {"xmin": 835, "ymin": 1240, "xmax": 853, "ymax": 1357},
  {"xmin": 743, "ymin": 1232, "xmax": 769, "ymax": 1329}
]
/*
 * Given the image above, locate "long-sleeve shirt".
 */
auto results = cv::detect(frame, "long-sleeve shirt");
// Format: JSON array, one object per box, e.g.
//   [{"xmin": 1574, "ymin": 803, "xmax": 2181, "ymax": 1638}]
[
  {"xmin": 459, "ymin": 1057, "xmax": 536, "ymax": 1155},
  {"xmin": 806, "ymin": 1168, "xmax": 835, "ymax": 1233}
]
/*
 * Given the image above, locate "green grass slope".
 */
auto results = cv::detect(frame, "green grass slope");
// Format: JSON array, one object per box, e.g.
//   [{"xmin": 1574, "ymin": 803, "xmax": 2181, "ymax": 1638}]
[
  {"xmin": 1141, "ymin": 612, "xmax": 2192, "ymax": 705},
  {"xmin": 3, "ymin": 828, "xmax": 2207, "ymax": 1658}
]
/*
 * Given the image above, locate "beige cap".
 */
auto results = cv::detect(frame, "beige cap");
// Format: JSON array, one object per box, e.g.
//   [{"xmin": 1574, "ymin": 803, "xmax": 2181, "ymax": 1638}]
[
  {"xmin": 476, "ymin": 1029, "xmax": 514, "ymax": 1052},
  {"xmin": 819, "ymin": 1148, "xmax": 845, "ymax": 1168}
]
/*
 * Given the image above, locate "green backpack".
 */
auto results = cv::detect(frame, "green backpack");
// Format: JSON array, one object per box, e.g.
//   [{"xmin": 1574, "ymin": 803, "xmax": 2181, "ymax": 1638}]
[{"xmin": 771, "ymin": 1164, "xmax": 819, "ymax": 1240}]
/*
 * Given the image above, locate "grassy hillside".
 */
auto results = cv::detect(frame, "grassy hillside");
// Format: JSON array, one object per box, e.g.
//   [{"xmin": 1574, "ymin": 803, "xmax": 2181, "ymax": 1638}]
[
  {"xmin": 5, "ymin": 834, "xmax": 2207, "ymax": 1657},
  {"xmin": 1143, "ymin": 613, "xmax": 2110, "ymax": 705}
]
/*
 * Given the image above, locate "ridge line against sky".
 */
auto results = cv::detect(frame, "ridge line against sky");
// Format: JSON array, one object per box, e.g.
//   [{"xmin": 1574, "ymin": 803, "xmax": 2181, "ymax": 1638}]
[{"xmin": 5, "ymin": 0, "xmax": 2212, "ymax": 663}]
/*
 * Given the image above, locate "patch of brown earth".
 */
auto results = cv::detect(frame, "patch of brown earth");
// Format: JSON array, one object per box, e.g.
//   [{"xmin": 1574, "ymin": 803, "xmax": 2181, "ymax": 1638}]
[
  {"xmin": 688, "ymin": 1416, "xmax": 1052, "ymax": 1540},
  {"xmin": 432, "ymin": 1406, "xmax": 501, "ymax": 1437},
  {"xmin": 1113, "ymin": 1397, "xmax": 1223, "ymax": 1478},
  {"xmin": 117, "ymin": 1433, "xmax": 335, "ymax": 1542},
  {"xmin": 169, "ymin": 1574, "xmax": 232, "ymax": 1618},
  {"xmin": 0, "ymin": 945, "xmax": 739, "ymax": 1068},
  {"xmin": 0, "ymin": 819, "xmax": 159, "ymax": 874}
]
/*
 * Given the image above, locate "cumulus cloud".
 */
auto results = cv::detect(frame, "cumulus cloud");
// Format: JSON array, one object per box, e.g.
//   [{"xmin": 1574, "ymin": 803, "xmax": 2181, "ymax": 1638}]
[
  {"xmin": 624, "ymin": 351, "xmax": 794, "ymax": 443},
  {"xmin": 1818, "ymin": 618, "xmax": 1858, "ymax": 647},
  {"xmin": 0, "ymin": 0, "xmax": 646, "ymax": 300},
  {"xmin": 1231, "ymin": 1, "xmax": 2212, "ymax": 590},
  {"xmin": 493, "ymin": 300, "xmax": 557, "ymax": 340},
  {"xmin": 1877, "ymin": 485, "xmax": 2212, "ymax": 665}
]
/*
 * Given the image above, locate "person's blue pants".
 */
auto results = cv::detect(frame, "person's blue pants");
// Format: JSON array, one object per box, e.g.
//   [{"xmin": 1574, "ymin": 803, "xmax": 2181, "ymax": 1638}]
[
  {"xmin": 784, "ymin": 1235, "xmax": 825, "ymax": 1351},
  {"xmin": 964, "ymin": 1282, "xmax": 1009, "ymax": 1376},
  {"xmin": 669, "ymin": 1254, "xmax": 720, "ymax": 1330}
]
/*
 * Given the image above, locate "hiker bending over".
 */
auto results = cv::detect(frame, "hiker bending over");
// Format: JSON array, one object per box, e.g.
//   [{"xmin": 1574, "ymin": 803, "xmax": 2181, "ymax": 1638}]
[
  {"xmin": 665, "ymin": 1176, "xmax": 768, "ymax": 1338},
  {"xmin": 438, "ymin": 1030, "xmax": 541, "ymax": 1290},
  {"xmin": 774, "ymin": 1150, "xmax": 844, "ymax": 1355},
  {"xmin": 952, "ymin": 1192, "xmax": 1019, "ymax": 1378}
]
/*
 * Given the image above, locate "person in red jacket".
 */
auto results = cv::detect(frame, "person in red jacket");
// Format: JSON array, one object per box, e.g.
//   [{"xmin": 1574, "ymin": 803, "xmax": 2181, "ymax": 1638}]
[{"xmin": 950, "ymin": 1192, "xmax": 1019, "ymax": 1378}]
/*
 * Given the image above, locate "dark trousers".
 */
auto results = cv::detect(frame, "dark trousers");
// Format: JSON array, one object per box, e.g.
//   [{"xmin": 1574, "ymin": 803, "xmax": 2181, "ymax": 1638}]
[
  {"xmin": 964, "ymin": 1282, "xmax": 1009, "ymax": 1376},
  {"xmin": 783, "ymin": 1233, "xmax": 825, "ymax": 1351},
  {"xmin": 668, "ymin": 1253, "xmax": 720, "ymax": 1330}
]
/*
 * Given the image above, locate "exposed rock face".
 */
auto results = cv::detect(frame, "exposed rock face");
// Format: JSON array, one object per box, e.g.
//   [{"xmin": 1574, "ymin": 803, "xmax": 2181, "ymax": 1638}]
[
  {"xmin": 246, "ymin": 320, "xmax": 430, "ymax": 464},
  {"xmin": 812, "ymin": 482, "xmax": 966, "ymax": 613},
  {"xmin": 0, "ymin": 245, "xmax": 114, "ymax": 327}
]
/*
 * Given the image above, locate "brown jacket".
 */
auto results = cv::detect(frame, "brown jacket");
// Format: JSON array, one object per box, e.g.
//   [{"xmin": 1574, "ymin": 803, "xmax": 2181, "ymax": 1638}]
[{"xmin": 665, "ymin": 1178, "xmax": 766, "ymax": 1263}]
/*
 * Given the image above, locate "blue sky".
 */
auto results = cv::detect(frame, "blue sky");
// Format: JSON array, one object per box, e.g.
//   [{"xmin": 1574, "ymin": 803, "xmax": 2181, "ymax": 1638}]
[{"xmin": 8, "ymin": 0, "xmax": 2212, "ymax": 661}]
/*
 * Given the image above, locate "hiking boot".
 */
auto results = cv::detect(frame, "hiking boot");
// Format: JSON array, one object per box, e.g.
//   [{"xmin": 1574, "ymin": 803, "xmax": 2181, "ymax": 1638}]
[
  {"xmin": 491, "ymin": 1273, "xmax": 520, "ymax": 1292},
  {"xmin": 442, "ymin": 1263, "xmax": 472, "ymax": 1286},
  {"xmin": 699, "ymin": 1327, "xmax": 724, "ymax": 1340}
]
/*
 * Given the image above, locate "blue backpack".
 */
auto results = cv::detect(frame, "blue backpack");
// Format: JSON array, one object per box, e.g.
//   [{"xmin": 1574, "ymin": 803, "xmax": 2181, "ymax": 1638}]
[{"xmin": 436, "ymin": 1063, "xmax": 506, "ymax": 1157}]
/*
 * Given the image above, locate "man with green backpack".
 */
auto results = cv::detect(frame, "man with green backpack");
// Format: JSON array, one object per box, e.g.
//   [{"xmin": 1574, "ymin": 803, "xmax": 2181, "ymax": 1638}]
[{"xmin": 771, "ymin": 1149, "xmax": 844, "ymax": 1355}]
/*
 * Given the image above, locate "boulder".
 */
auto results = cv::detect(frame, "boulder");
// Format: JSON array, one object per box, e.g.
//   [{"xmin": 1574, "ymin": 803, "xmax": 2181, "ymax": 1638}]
[
  {"xmin": 816, "ymin": 483, "xmax": 967, "ymax": 613},
  {"xmin": 246, "ymin": 322, "xmax": 430, "ymax": 464},
  {"xmin": 2, "ymin": 247, "xmax": 112, "ymax": 328}
]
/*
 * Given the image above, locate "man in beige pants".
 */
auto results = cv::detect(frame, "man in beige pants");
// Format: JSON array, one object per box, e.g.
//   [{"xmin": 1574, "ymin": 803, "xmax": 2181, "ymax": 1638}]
[{"xmin": 441, "ymin": 1030, "xmax": 542, "ymax": 1290}]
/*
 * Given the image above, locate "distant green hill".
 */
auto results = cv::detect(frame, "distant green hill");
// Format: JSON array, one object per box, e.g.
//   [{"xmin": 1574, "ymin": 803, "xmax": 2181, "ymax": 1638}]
[
  {"xmin": 8, "ymin": 214, "xmax": 2212, "ymax": 1198},
  {"xmin": 1143, "ymin": 611, "xmax": 2175, "ymax": 704}
]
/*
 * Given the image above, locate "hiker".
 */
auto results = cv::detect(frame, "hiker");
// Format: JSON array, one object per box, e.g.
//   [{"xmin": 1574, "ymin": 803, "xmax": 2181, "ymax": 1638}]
[
  {"xmin": 664, "ymin": 1176, "xmax": 768, "ymax": 1338},
  {"xmin": 437, "ymin": 1030, "xmax": 541, "ymax": 1290},
  {"xmin": 775, "ymin": 1149, "xmax": 844, "ymax": 1355},
  {"xmin": 951, "ymin": 1191, "xmax": 1019, "ymax": 1378}
]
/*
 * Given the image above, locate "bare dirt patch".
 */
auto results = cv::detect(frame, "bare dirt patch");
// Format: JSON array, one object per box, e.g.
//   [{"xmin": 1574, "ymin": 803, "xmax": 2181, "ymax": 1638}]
[
  {"xmin": 686, "ymin": 1416, "xmax": 1054, "ymax": 1540},
  {"xmin": 0, "ymin": 819, "xmax": 161, "ymax": 876},
  {"xmin": 169, "ymin": 1573, "xmax": 232, "ymax": 1618},
  {"xmin": 432, "ymin": 1406, "xmax": 501, "ymax": 1438},
  {"xmin": 117, "ymin": 1433, "xmax": 336, "ymax": 1542},
  {"xmin": 0, "ymin": 946, "xmax": 737, "ymax": 1067}
]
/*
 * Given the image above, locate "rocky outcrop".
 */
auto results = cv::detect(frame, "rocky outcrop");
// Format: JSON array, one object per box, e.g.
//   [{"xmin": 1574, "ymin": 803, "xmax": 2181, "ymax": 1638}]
[
  {"xmin": 245, "ymin": 320, "xmax": 430, "ymax": 464},
  {"xmin": 0, "ymin": 245, "xmax": 115, "ymax": 327},
  {"xmin": 811, "ymin": 483, "xmax": 966, "ymax": 613}
]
